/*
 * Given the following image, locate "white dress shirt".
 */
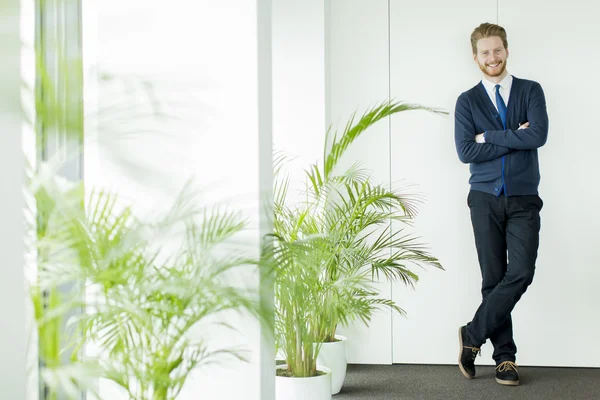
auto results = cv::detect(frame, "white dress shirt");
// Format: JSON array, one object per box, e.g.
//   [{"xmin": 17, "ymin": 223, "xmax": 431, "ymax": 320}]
[{"xmin": 481, "ymin": 73, "xmax": 513, "ymax": 112}]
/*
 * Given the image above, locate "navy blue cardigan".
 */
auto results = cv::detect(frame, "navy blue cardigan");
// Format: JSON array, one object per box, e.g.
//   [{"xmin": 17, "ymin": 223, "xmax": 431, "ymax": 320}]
[{"xmin": 454, "ymin": 76, "xmax": 549, "ymax": 196}]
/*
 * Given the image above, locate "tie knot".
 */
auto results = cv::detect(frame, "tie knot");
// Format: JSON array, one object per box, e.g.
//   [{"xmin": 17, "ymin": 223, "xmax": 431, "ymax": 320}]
[{"xmin": 495, "ymin": 84, "xmax": 501, "ymax": 92}]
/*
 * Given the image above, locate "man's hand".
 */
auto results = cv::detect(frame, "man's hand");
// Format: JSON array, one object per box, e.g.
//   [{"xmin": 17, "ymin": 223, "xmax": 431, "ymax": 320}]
[{"xmin": 476, "ymin": 122, "xmax": 529, "ymax": 144}]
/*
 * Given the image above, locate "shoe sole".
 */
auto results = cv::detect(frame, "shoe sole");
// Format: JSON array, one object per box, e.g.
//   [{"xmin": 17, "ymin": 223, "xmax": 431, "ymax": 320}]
[
  {"xmin": 496, "ymin": 378, "xmax": 519, "ymax": 386},
  {"xmin": 458, "ymin": 327, "xmax": 474, "ymax": 379}
]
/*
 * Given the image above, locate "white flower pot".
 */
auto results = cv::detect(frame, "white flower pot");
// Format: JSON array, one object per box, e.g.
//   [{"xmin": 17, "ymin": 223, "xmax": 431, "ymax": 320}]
[
  {"xmin": 275, "ymin": 365, "xmax": 332, "ymax": 400},
  {"xmin": 317, "ymin": 335, "xmax": 347, "ymax": 395}
]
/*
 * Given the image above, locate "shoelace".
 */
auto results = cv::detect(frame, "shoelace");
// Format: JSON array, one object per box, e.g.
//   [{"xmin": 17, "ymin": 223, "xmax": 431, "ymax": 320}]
[
  {"xmin": 463, "ymin": 346, "xmax": 481, "ymax": 360},
  {"xmin": 496, "ymin": 361, "xmax": 518, "ymax": 372}
]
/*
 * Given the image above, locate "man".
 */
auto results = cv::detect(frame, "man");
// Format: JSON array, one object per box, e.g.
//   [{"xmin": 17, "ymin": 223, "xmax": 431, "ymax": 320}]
[{"xmin": 454, "ymin": 22, "xmax": 549, "ymax": 386}]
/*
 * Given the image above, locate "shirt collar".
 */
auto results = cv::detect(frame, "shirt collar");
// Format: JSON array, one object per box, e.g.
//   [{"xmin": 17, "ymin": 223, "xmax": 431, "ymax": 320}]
[{"xmin": 482, "ymin": 73, "xmax": 513, "ymax": 92}]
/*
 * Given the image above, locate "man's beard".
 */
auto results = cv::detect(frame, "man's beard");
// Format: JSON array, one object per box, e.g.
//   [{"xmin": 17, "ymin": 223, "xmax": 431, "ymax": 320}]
[{"xmin": 478, "ymin": 59, "xmax": 507, "ymax": 78}]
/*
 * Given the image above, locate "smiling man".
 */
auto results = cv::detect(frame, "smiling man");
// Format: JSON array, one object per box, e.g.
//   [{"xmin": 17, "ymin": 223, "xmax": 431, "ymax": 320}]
[{"xmin": 454, "ymin": 23, "xmax": 549, "ymax": 386}]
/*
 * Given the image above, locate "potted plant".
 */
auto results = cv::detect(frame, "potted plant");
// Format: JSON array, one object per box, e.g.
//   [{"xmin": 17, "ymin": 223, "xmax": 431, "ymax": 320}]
[
  {"xmin": 269, "ymin": 209, "xmax": 333, "ymax": 400},
  {"xmin": 30, "ymin": 171, "xmax": 271, "ymax": 400},
  {"xmin": 273, "ymin": 101, "xmax": 446, "ymax": 395}
]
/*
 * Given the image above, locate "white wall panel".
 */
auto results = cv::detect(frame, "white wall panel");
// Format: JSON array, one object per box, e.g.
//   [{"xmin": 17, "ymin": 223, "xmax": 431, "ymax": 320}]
[
  {"xmin": 273, "ymin": 0, "xmax": 326, "ymax": 197},
  {"xmin": 496, "ymin": 0, "xmax": 600, "ymax": 367},
  {"xmin": 389, "ymin": 0, "xmax": 498, "ymax": 366},
  {"xmin": 328, "ymin": 0, "xmax": 393, "ymax": 364}
]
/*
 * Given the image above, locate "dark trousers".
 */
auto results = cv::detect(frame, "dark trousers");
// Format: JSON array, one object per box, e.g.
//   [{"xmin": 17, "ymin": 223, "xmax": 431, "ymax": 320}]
[{"xmin": 465, "ymin": 189, "xmax": 543, "ymax": 364}]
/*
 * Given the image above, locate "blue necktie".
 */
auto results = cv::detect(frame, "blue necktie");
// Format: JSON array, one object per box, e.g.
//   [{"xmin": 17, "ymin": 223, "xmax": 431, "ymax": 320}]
[{"xmin": 495, "ymin": 84, "xmax": 507, "ymax": 129}]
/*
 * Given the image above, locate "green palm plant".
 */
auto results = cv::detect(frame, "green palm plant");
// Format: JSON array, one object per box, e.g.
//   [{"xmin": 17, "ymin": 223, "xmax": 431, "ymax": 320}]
[
  {"xmin": 30, "ymin": 171, "xmax": 271, "ymax": 400},
  {"xmin": 269, "ymin": 232, "xmax": 329, "ymax": 378},
  {"xmin": 272, "ymin": 100, "xmax": 446, "ymax": 377}
]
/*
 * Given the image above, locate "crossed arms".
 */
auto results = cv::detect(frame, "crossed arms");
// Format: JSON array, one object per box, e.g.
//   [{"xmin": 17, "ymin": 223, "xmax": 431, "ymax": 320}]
[{"xmin": 454, "ymin": 82, "xmax": 549, "ymax": 164}]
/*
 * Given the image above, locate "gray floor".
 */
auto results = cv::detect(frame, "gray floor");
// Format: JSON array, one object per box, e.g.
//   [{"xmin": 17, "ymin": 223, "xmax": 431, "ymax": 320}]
[{"xmin": 335, "ymin": 364, "xmax": 600, "ymax": 400}]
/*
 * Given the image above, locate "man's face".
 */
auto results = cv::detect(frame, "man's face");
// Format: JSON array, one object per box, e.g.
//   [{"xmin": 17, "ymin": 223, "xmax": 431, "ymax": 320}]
[{"xmin": 474, "ymin": 36, "xmax": 509, "ymax": 78}]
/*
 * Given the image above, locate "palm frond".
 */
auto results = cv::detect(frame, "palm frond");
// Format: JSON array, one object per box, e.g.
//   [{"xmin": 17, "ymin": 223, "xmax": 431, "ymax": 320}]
[{"xmin": 324, "ymin": 100, "xmax": 447, "ymax": 179}]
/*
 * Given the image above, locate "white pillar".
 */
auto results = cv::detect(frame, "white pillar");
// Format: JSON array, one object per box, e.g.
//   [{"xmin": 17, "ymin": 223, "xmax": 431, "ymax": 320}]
[
  {"xmin": 257, "ymin": 1, "xmax": 274, "ymax": 398},
  {"xmin": 0, "ymin": 0, "xmax": 29, "ymax": 398},
  {"xmin": 82, "ymin": 1, "xmax": 274, "ymax": 399}
]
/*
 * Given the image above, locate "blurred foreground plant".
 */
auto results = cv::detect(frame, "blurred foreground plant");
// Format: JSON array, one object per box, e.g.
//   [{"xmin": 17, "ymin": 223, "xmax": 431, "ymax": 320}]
[{"xmin": 29, "ymin": 170, "xmax": 271, "ymax": 400}]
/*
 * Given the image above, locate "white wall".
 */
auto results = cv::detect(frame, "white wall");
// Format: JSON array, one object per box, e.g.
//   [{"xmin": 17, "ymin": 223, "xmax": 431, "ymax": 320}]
[
  {"xmin": 0, "ymin": 0, "xmax": 31, "ymax": 398},
  {"xmin": 327, "ymin": 0, "xmax": 600, "ymax": 367},
  {"xmin": 272, "ymin": 0, "xmax": 326, "ymax": 195},
  {"xmin": 389, "ymin": 0, "xmax": 496, "ymax": 366},
  {"xmin": 83, "ymin": 1, "xmax": 274, "ymax": 399},
  {"xmin": 327, "ymin": 0, "xmax": 394, "ymax": 365},
  {"xmin": 494, "ymin": 0, "xmax": 600, "ymax": 368}
]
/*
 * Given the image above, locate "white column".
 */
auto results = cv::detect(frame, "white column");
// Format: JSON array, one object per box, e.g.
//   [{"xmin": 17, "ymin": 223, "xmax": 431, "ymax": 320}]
[
  {"xmin": 0, "ymin": 0, "xmax": 29, "ymax": 398},
  {"xmin": 82, "ymin": 1, "xmax": 274, "ymax": 398},
  {"xmin": 257, "ymin": 0, "xmax": 275, "ymax": 398}
]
